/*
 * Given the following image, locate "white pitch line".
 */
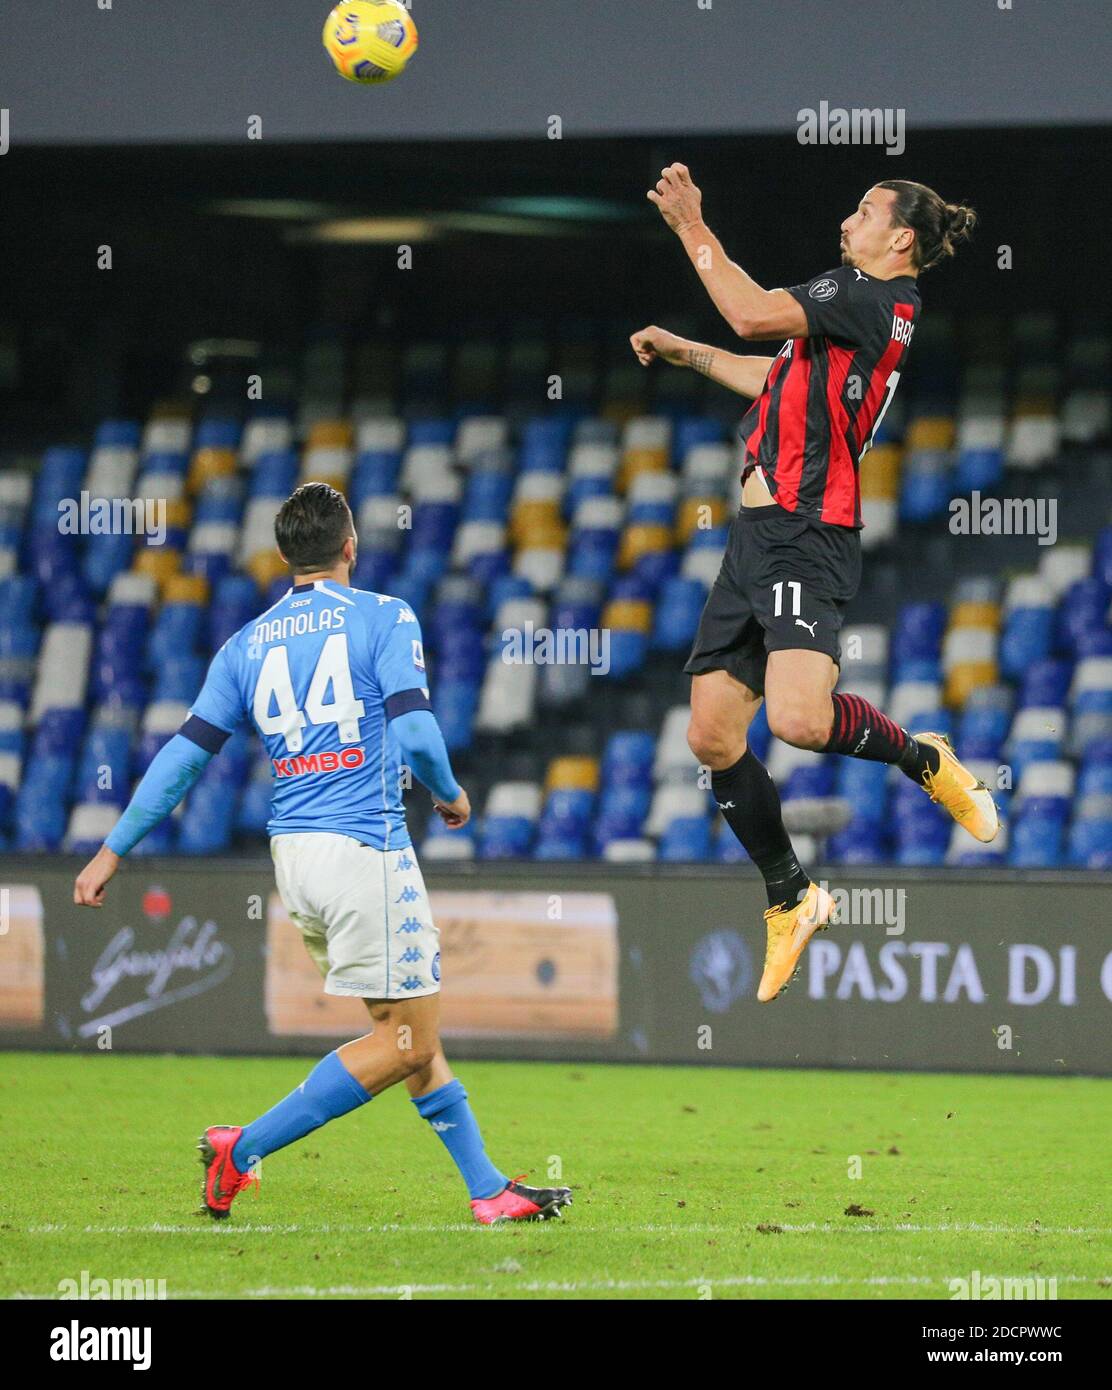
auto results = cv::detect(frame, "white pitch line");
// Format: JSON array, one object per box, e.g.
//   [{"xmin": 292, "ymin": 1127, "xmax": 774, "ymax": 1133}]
[
  {"xmin": 11, "ymin": 1272, "xmax": 1107, "ymax": 1300},
  {"xmin": 22, "ymin": 1220, "xmax": 1112, "ymax": 1238}
]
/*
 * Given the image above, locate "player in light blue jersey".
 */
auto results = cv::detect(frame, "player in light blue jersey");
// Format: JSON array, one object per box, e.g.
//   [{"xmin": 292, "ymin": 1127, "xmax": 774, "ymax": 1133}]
[{"xmin": 74, "ymin": 483, "xmax": 572, "ymax": 1226}]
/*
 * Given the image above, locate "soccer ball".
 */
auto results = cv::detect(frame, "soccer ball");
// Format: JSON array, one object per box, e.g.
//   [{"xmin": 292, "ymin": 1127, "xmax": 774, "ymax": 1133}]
[{"xmin": 322, "ymin": 1, "xmax": 418, "ymax": 84}]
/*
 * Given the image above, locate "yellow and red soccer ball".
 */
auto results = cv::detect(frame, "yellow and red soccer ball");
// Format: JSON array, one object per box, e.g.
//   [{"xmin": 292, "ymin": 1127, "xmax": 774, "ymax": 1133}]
[{"xmin": 322, "ymin": 1, "xmax": 418, "ymax": 84}]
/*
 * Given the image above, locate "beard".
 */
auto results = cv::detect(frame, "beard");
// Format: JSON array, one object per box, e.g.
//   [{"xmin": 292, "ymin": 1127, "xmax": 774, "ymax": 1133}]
[{"xmin": 840, "ymin": 244, "xmax": 856, "ymax": 266}]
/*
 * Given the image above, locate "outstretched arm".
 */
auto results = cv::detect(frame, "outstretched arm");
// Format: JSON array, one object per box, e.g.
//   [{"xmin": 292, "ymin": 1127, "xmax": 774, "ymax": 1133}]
[
  {"xmin": 74, "ymin": 642, "xmax": 244, "ymax": 906},
  {"xmin": 73, "ymin": 726, "xmax": 216, "ymax": 905},
  {"xmin": 630, "ymin": 325, "xmax": 774, "ymax": 398},
  {"xmin": 649, "ymin": 163, "xmax": 809, "ymax": 341}
]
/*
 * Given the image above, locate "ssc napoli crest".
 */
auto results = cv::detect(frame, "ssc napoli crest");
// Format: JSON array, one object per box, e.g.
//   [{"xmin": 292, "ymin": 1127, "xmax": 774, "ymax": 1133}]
[{"xmin": 689, "ymin": 929, "xmax": 752, "ymax": 1013}]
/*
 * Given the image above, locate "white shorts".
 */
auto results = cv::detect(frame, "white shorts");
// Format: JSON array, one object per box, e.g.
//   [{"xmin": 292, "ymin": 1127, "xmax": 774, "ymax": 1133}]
[{"xmin": 270, "ymin": 832, "xmax": 440, "ymax": 1000}]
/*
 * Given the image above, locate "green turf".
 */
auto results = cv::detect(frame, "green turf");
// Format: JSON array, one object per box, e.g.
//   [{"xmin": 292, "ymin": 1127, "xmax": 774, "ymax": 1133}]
[{"xmin": 2, "ymin": 1053, "xmax": 1109, "ymax": 1300}]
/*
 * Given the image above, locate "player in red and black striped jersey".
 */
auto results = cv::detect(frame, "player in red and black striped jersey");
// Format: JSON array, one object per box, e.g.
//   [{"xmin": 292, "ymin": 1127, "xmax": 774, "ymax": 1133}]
[
  {"xmin": 739, "ymin": 263, "xmax": 919, "ymax": 528},
  {"xmin": 631, "ymin": 168, "xmax": 997, "ymax": 1002}
]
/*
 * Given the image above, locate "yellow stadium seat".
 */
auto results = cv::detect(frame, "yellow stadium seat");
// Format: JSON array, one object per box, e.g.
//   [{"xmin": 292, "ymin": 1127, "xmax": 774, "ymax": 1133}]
[
  {"xmin": 188, "ymin": 447, "xmax": 237, "ymax": 493},
  {"xmin": 945, "ymin": 661, "xmax": 997, "ymax": 707},
  {"xmin": 514, "ymin": 524, "xmax": 567, "ymax": 553},
  {"xmin": 246, "ymin": 550, "xmax": 289, "ymax": 589},
  {"xmin": 905, "ymin": 417, "xmax": 955, "ymax": 451},
  {"xmin": 601, "ymin": 400, "xmax": 643, "ymax": 430},
  {"xmin": 677, "ymin": 497, "xmax": 728, "ymax": 543},
  {"xmin": 618, "ymin": 523, "xmax": 672, "ymax": 570},
  {"xmin": 602, "ymin": 598, "xmax": 652, "ymax": 634},
  {"xmin": 133, "ymin": 547, "xmax": 181, "ymax": 591},
  {"xmin": 618, "ymin": 449, "xmax": 669, "ymax": 494},
  {"xmin": 950, "ymin": 602, "xmax": 1001, "ymax": 631},
  {"xmin": 1012, "ymin": 394, "xmax": 1056, "ymax": 419},
  {"xmin": 147, "ymin": 400, "xmax": 192, "ymax": 423},
  {"xmin": 299, "ymin": 472, "xmax": 347, "ymax": 494},
  {"xmin": 858, "ymin": 444, "xmax": 901, "ymax": 501},
  {"xmin": 510, "ymin": 500, "xmax": 563, "ymax": 544},
  {"xmin": 164, "ymin": 499, "xmax": 192, "ymax": 531},
  {"xmin": 307, "ymin": 420, "xmax": 354, "ymax": 450},
  {"xmin": 545, "ymin": 757, "xmax": 601, "ymax": 794},
  {"xmin": 163, "ymin": 573, "xmax": 210, "ymax": 605}
]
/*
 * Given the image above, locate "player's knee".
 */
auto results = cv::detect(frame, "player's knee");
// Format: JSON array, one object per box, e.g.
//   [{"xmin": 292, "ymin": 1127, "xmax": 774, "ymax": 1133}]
[
  {"xmin": 399, "ymin": 1039, "xmax": 437, "ymax": 1076},
  {"xmin": 687, "ymin": 714, "xmax": 745, "ymax": 770},
  {"xmin": 766, "ymin": 701, "xmax": 830, "ymax": 751}
]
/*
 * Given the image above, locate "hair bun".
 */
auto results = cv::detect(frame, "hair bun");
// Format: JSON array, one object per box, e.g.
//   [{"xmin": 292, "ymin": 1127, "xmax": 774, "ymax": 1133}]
[{"xmin": 946, "ymin": 203, "xmax": 978, "ymax": 239}]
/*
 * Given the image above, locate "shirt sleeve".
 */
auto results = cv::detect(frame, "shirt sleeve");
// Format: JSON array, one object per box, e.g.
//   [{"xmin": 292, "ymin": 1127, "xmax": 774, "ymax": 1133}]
[
  {"xmin": 783, "ymin": 266, "xmax": 889, "ymax": 349},
  {"xmin": 371, "ymin": 603, "xmax": 433, "ymax": 720},
  {"xmin": 187, "ymin": 640, "xmax": 246, "ymax": 735}
]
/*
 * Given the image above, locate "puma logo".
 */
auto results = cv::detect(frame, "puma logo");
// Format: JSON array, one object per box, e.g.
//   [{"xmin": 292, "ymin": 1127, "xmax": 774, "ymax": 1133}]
[{"xmin": 795, "ymin": 618, "xmax": 817, "ymax": 636}]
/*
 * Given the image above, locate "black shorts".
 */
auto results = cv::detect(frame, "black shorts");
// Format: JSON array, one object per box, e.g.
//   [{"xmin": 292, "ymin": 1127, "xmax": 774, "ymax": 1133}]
[{"xmin": 683, "ymin": 504, "xmax": 861, "ymax": 696}]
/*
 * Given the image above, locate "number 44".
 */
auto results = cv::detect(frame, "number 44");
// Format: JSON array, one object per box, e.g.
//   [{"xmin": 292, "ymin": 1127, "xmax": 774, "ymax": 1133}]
[{"xmin": 253, "ymin": 634, "xmax": 364, "ymax": 753}]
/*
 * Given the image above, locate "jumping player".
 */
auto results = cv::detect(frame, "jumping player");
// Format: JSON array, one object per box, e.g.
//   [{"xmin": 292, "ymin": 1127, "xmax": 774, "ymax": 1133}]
[
  {"xmin": 74, "ymin": 482, "xmax": 572, "ymax": 1225},
  {"xmin": 631, "ymin": 169, "xmax": 995, "ymax": 1002}
]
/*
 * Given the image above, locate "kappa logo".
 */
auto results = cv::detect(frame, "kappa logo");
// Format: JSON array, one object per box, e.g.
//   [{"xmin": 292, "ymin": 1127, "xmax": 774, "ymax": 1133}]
[
  {"xmin": 808, "ymin": 278, "xmax": 839, "ymax": 302},
  {"xmin": 396, "ymin": 607, "xmax": 416, "ymax": 624}
]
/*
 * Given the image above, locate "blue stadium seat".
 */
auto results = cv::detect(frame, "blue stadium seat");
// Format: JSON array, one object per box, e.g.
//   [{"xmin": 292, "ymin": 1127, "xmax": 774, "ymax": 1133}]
[
  {"xmin": 1010, "ymin": 811, "xmax": 1066, "ymax": 868},
  {"xmin": 602, "ymin": 731, "xmax": 654, "ymax": 788},
  {"xmin": 954, "ymin": 446, "xmax": 1004, "ymax": 494},
  {"xmin": 892, "ymin": 601, "xmax": 947, "ymax": 662},
  {"xmin": 1058, "ymin": 578, "xmax": 1111, "ymax": 657},
  {"xmin": 73, "ymin": 727, "xmax": 133, "ymax": 806},
  {"xmin": 250, "ymin": 451, "xmax": 300, "ymax": 499},
  {"xmin": 651, "ymin": 578, "xmax": 706, "ymax": 651},
  {"xmin": 594, "ymin": 784, "xmax": 651, "ymax": 849},
  {"xmin": 479, "ymin": 814, "xmax": 535, "ymax": 859},
  {"xmin": 1020, "ymin": 658, "xmax": 1072, "ymax": 710},
  {"xmin": 659, "ymin": 815, "xmax": 711, "ymax": 861},
  {"xmin": 1000, "ymin": 607, "xmax": 1054, "ymax": 679},
  {"xmin": 1068, "ymin": 817, "xmax": 1112, "ymax": 868}
]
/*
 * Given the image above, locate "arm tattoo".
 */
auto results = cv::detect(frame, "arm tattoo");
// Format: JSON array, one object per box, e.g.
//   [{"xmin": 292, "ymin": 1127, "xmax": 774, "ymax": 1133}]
[{"xmin": 687, "ymin": 347, "xmax": 716, "ymax": 377}]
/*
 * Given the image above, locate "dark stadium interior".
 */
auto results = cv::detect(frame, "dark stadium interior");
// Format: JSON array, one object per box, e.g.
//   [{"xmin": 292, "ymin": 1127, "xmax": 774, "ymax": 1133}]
[{"xmin": 3, "ymin": 125, "xmax": 1109, "ymax": 439}]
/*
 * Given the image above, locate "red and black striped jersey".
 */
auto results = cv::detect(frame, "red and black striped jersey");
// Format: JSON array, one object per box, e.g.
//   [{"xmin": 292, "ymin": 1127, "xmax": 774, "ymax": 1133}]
[{"xmin": 739, "ymin": 265, "xmax": 921, "ymax": 529}]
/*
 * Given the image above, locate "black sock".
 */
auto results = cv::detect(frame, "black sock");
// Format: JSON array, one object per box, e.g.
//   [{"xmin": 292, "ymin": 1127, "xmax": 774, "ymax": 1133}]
[
  {"xmin": 897, "ymin": 733, "xmax": 942, "ymax": 785},
  {"xmin": 711, "ymin": 749, "xmax": 811, "ymax": 910}
]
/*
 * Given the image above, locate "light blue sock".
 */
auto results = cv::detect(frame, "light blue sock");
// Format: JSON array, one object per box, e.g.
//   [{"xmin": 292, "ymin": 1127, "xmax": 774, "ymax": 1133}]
[
  {"xmin": 412, "ymin": 1079, "xmax": 508, "ymax": 1200},
  {"xmin": 232, "ymin": 1050, "xmax": 371, "ymax": 1171}
]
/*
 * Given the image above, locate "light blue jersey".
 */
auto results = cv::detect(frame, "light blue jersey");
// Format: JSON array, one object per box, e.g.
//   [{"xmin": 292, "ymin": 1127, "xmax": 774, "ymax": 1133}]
[{"xmin": 190, "ymin": 580, "xmax": 432, "ymax": 850}]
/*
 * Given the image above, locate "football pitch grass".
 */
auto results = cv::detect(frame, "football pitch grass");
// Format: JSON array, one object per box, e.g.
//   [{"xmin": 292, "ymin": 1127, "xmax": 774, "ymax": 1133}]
[{"xmin": 3, "ymin": 1053, "xmax": 1109, "ymax": 1301}]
